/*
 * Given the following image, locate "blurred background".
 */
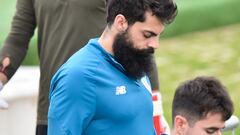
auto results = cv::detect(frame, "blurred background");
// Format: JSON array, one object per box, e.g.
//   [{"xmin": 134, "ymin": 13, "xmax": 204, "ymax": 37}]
[{"xmin": 0, "ymin": 0, "xmax": 239, "ymax": 135}]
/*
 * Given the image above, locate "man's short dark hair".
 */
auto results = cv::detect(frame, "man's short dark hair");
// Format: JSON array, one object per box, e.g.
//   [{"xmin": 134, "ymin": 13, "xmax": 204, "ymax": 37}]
[
  {"xmin": 106, "ymin": 0, "xmax": 177, "ymax": 26},
  {"xmin": 172, "ymin": 76, "xmax": 234, "ymax": 126}
]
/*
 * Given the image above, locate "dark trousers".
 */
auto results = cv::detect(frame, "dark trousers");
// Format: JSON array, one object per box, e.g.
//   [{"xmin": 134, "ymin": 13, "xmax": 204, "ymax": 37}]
[{"xmin": 36, "ymin": 124, "xmax": 47, "ymax": 135}]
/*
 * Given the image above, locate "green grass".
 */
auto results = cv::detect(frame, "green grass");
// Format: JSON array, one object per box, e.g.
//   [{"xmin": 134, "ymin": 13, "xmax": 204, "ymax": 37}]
[{"xmin": 156, "ymin": 23, "xmax": 240, "ymax": 135}]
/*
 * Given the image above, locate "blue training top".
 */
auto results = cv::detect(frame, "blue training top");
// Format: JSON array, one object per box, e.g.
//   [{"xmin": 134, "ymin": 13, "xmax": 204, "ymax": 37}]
[{"xmin": 48, "ymin": 38, "xmax": 156, "ymax": 135}]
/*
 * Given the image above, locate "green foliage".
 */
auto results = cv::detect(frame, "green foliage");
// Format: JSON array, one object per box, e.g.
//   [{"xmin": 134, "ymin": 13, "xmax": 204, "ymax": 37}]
[{"xmin": 157, "ymin": 23, "xmax": 240, "ymax": 135}]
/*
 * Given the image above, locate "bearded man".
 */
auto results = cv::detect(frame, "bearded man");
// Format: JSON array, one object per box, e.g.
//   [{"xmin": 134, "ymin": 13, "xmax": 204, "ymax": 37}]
[{"xmin": 48, "ymin": 0, "xmax": 177, "ymax": 134}]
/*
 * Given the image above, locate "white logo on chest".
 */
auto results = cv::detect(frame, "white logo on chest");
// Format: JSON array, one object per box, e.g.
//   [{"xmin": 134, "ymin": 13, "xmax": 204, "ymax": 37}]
[
  {"xmin": 141, "ymin": 77, "xmax": 152, "ymax": 94},
  {"xmin": 115, "ymin": 86, "xmax": 127, "ymax": 95}
]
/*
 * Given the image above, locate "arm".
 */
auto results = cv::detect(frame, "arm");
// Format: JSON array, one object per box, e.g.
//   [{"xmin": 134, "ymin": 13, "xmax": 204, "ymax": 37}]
[
  {"xmin": 152, "ymin": 91, "xmax": 170, "ymax": 135},
  {"xmin": 48, "ymin": 67, "xmax": 96, "ymax": 135},
  {"xmin": 0, "ymin": 0, "xmax": 36, "ymax": 84},
  {"xmin": 148, "ymin": 55, "xmax": 159, "ymax": 92},
  {"xmin": 0, "ymin": 73, "xmax": 8, "ymax": 109},
  {"xmin": 146, "ymin": 56, "xmax": 170, "ymax": 134}
]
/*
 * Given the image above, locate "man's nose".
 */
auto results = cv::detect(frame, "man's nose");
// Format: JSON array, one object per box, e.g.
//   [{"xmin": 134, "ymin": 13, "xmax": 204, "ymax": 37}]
[
  {"xmin": 148, "ymin": 38, "xmax": 159, "ymax": 49},
  {"xmin": 216, "ymin": 130, "xmax": 222, "ymax": 135}
]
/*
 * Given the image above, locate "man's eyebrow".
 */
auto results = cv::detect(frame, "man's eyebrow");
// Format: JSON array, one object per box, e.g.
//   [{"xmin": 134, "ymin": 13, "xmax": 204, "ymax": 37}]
[
  {"xmin": 206, "ymin": 127, "xmax": 219, "ymax": 130},
  {"xmin": 205, "ymin": 126, "xmax": 224, "ymax": 131}
]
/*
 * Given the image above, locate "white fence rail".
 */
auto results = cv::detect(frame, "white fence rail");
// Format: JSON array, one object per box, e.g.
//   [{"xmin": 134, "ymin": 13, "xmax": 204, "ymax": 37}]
[{"xmin": 0, "ymin": 66, "xmax": 39, "ymax": 135}]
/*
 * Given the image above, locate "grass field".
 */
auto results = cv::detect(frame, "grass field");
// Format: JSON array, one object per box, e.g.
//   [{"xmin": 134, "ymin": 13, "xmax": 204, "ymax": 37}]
[{"xmin": 157, "ymin": 23, "xmax": 240, "ymax": 134}]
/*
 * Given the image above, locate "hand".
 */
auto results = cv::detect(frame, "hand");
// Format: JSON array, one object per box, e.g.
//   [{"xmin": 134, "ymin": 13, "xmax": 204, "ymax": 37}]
[
  {"xmin": 0, "ymin": 97, "xmax": 9, "ymax": 109},
  {"xmin": 0, "ymin": 80, "xmax": 3, "ymax": 92},
  {"xmin": 0, "ymin": 80, "xmax": 9, "ymax": 109}
]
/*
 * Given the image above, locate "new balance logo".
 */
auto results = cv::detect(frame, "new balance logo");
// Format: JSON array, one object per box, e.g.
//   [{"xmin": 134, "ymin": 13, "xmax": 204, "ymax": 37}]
[
  {"xmin": 141, "ymin": 77, "xmax": 152, "ymax": 94},
  {"xmin": 115, "ymin": 86, "xmax": 127, "ymax": 95}
]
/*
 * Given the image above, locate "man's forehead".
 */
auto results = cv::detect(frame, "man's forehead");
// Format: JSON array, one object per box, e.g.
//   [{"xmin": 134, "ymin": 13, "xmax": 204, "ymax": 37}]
[
  {"xmin": 130, "ymin": 12, "xmax": 165, "ymax": 34},
  {"xmin": 194, "ymin": 113, "xmax": 225, "ymax": 129}
]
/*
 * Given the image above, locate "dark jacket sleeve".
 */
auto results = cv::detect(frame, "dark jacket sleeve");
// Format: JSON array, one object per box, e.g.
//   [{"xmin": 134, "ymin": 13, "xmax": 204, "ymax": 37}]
[{"xmin": 0, "ymin": 0, "xmax": 36, "ymax": 79}]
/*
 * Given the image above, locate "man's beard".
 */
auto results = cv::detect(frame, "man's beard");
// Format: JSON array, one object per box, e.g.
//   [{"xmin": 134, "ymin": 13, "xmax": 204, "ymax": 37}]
[{"xmin": 113, "ymin": 31, "xmax": 154, "ymax": 80}]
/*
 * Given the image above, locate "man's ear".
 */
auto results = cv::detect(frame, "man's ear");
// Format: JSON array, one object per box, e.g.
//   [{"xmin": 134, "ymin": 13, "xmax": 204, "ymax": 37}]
[
  {"xmin": 174, "ymin": 115, "xmax": 188, "ymax": 135},
  {"xmin": 113, "ymin": 14, "xmax": 128, "ymax": 32}
]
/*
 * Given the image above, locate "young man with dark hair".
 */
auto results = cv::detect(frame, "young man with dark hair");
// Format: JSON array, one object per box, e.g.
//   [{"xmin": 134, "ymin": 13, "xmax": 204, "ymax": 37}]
[
  {"xmin": 172, "ymin": 76, "xmax": 234, "ymax": 135},
  {"xmin": 48, "ymin": 0, "xmax": 177, "ymax": 134}
]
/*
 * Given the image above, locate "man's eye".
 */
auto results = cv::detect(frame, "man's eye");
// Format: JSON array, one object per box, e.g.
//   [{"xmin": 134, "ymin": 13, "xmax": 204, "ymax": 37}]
[
  {"xmin": 143, "ymin": 33, "xmax": 151, "ymax": 38},
  {"xmin": 206, "ymin": 129, "xmax": 216, "ymax": 134}
]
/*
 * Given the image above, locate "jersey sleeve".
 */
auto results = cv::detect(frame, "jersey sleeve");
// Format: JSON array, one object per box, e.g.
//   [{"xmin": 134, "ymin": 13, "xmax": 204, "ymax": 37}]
[
  {"xmin": 0, "ymin": 0, "xmax": 36, "ymax": 79},
  {"xmin": 48, "ymin": 66, "xmax": 97, "ymax": 135}
]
